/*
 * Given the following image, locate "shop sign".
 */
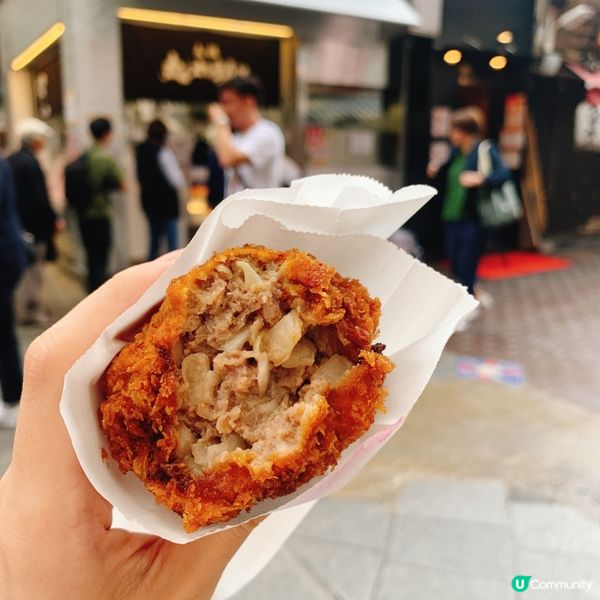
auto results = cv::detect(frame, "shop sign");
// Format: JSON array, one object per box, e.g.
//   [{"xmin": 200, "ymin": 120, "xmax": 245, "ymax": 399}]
[
  {"xmin": 160, "ymin": 43, "xmax": 251, "ymax": 86},
  {"xmin": 122, "ymin": 24, "xmax": 280, "ymax": 104}
]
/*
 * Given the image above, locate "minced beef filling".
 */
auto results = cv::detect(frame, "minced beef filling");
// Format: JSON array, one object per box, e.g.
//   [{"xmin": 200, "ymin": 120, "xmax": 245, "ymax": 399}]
[{"xmin": 176, "ymin": 258, "xmax": 352, "ymax": 473}]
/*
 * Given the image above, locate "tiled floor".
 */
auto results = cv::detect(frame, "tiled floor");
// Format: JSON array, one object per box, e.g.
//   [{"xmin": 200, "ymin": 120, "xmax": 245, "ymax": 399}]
[
  {"xmin": 230, "ymin": 481, "xmax": 600, "ymax": 600},
  {"xmin": 447, "ymin": 248, "xmax": 600, "ymax": 411}
]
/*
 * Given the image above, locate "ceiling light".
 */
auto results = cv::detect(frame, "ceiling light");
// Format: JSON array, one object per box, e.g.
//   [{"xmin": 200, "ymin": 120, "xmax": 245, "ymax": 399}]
[
  {"xmin": 117, "ymin": 7, "xmax": 294, "ymax": 39},
  {"xmin": 443, "ymin": 49, "xmax": 462, "ymax": 65},
  {"xmin": 489, "ymin": 55, "xmax": 508, "ymax": 70},
  {"xmin": 11, "ymin": 22, "xmax": 65, "ymax": 71},
  {"xmin": 496, "ymin": 30, "xmax": 513, "ymax": 45}
]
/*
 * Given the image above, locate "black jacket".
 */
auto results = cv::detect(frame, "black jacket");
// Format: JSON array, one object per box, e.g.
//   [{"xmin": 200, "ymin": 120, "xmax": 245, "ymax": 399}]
[
  {"xmin": 135, "ymin": 141, "xmax": 179, "ymax": 219},
  {"xmin": 7, "ymin": 146, "xmax": 56, "ymax": 244},
  {"xmin": 0, "ymin": 158, "xmax": 28, "ymax": 276}
]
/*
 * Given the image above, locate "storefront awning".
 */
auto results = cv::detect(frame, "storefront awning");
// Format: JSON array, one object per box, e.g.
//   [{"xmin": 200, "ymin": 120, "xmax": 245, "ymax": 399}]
[{"xmin": 238, "ymin": 0, "xmax": 421, "ymax": 27}]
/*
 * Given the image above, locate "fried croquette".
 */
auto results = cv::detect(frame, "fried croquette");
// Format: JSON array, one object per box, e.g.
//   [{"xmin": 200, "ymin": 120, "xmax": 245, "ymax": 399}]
[{"xmin": 100, "ymin": 246, "xmax": 393, "ymax": 532}]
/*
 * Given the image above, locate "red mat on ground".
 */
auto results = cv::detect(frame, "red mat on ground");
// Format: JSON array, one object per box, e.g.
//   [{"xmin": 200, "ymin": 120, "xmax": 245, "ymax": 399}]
[{"xmin": 477, "ymin": 252, "xmax": 571, "ymax": 280}]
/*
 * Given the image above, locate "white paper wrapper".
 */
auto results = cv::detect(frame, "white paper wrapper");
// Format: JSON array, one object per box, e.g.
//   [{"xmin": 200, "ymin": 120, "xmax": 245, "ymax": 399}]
[{"xmin": 60, "ymin": 175, "xmax": 476, "ymax": 581}]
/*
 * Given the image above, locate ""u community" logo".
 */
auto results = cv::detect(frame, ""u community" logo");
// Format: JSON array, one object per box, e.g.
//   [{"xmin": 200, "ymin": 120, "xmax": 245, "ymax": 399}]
[{"xmin": 512, "ymin": 576, "xmax": 532, "ymax": 592}]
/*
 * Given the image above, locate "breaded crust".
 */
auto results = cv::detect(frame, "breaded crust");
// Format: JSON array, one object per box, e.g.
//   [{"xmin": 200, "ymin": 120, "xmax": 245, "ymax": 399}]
[{"xmin": 101, "ymin": 246, "xmax": 393, "ymax": 531}]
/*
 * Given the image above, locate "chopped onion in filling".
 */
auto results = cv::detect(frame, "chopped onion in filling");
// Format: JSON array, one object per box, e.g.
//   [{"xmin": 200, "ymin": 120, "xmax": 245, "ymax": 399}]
[
  {"xmin": 311, "ymin": 354, "xmax": 353, "ymax": 386},
  {"xmin": 178, "ymin": 259, "xmax": 355, "ymax": 473},
  {"xmin": 262, "ymin": 310, "xmax": 303, "ymax": 366},
  {"xmin": 282, "ymin": 337, "xmax": 317, "ymax": 368}
]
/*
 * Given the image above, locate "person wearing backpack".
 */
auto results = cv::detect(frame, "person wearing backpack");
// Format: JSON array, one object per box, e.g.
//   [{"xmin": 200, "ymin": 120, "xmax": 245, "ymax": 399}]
[{"xmin": 67, "ymin": 118, "xmax": 124, "ymax": 292}]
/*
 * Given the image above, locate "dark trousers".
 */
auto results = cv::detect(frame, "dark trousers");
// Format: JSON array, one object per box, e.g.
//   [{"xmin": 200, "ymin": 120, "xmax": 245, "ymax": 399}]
[
  {"xmin": 0, "ymin": 270, "xmax": 23, "ymax": 406},
  {"xmin": 79, "ymin": 218, "xmax": 111, "ymax": 292},
  {"xmin": 445, "ymin": 220, "xmax": 485, "ymax": 295},
  {"xmin": 147, "ymin": 216, "xmax": 179, "ymax": 261}
]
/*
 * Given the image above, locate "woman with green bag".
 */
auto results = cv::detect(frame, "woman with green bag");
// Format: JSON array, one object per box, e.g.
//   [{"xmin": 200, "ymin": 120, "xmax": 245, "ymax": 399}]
[{"xmin": 427, "ymin": 107, "xmax": 511, "ymax": 297}]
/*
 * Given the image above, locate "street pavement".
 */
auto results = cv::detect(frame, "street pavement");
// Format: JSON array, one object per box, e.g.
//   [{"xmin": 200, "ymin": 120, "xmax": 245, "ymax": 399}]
[{"xmin": 1, "ymin": 236, "xmax": 599, "ymax": 599}]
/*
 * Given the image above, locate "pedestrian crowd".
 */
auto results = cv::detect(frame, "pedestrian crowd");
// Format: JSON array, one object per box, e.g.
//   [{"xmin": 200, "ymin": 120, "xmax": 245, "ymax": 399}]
[
  {"xmin": 0, "ymin": 75, "xmax": 286, "ymax": 426},
  {"xmin": 1, "ymin": 81, "xmax": 514, "ymax": 426}
]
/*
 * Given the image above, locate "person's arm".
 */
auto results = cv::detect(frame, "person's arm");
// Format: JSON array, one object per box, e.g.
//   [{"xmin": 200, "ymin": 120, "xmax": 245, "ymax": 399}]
[
  {"xmin": 159, "ymin": 147, "xmax": 187, "ymax": 190},
  {"xmin": 208, "ymin": 103, "xmax": 249, "ymax": 168},
  {"xmin": 0, "ymin": 252, "xmax": 261, "ymax": 600}
]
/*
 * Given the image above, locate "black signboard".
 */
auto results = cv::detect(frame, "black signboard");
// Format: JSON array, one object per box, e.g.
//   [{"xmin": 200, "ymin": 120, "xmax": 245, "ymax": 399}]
[{"xmin": 121, "ymin": 23, "xmax": 280, "ymax": 105}]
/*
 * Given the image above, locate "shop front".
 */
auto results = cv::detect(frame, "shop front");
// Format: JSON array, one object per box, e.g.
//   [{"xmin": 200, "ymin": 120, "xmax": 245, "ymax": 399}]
[{"xmin": 0, "ymin": 0, "xmax": 423, "ymax": 263}]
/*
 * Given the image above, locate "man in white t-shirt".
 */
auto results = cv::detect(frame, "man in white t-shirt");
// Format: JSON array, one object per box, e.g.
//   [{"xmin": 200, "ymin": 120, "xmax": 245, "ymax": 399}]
[{"xmin": 208, "ymin": 76, "xmax": 285, "ymax": 196}]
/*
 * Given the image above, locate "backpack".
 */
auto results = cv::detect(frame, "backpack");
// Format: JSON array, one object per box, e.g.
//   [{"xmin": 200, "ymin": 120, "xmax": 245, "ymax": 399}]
[{"xmin": 65, "ymin": 153, "xmax": 93, "ymax": 214}]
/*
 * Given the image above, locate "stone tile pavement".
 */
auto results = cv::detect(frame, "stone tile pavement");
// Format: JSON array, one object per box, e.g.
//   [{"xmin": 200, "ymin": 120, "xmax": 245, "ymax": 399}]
[
  {"xmin": 233, "ymin": 480, "xmax": 600, "ymax": 600},
  {"xmin": 447, "ymin": 247, "xmax": 600, "ymax": 412}
]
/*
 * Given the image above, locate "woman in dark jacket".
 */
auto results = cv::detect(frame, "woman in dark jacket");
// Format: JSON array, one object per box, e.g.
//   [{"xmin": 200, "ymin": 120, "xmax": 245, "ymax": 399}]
[
  {"xmin": 0, "ymin": 158, "xmax": 29, "ymax": 426},
  {"xmin": 428, "ymin": 107, "xmax": 510, "ymax": 296}
]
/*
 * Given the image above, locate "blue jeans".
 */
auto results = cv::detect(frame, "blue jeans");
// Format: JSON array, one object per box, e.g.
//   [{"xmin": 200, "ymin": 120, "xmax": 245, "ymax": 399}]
[
  {"xmin": 445, "ymin": 220, "xmax": 485, "ymax": 295},
  {"xmin": 148, "ymin": 217, "xmax": 179, "ymax": 261}
]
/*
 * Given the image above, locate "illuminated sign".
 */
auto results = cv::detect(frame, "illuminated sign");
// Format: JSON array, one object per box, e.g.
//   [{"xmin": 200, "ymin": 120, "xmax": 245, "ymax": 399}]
[
  {"xmin": 122, "ymin": 24, "xmax": 280, "ymax": 104},
  {"xmin": 160, "ymin": 43, "xmax": 251, "ymax": 86}
]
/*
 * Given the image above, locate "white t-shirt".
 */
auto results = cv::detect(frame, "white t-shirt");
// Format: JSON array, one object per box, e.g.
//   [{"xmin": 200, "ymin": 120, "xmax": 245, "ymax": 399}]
[{"xmin": 228, "ymin": 119, "xmax": 285, "ymax": 195}]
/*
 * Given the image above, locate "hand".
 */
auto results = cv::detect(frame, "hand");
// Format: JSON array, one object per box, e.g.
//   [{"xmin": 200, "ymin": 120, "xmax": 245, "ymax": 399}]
[
  {"xmin": 0, "ymin": 251, "xmax": 260, "ymax": 600},
  {"xmin": 426, "ymin": 162, "xmax": 439, "ymax": 179},
  {"xmin": 208, "ymin": 103, "xmax": 230, "ymax": 127},
  {"xmin": 459, "ymin": 170, "xmax": 485, "ymax": 188}
]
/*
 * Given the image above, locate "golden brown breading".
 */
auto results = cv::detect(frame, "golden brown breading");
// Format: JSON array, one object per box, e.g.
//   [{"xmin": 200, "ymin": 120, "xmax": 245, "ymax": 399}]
[{"xmin": 100, "ymin": 246, "xmax": 393, "ymax": 532}]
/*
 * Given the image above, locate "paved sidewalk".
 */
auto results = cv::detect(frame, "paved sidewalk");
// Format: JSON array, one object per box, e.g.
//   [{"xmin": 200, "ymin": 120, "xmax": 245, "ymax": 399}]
[{"xmin": 233, "ymin": 480, "xmax": 600, "ymax": 600}]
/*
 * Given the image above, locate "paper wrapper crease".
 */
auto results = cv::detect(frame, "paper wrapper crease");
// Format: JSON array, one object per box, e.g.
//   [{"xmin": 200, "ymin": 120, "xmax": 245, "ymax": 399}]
[{"xmin": 60, "ymin": 175, "xmax": 477, "ymax": 594}]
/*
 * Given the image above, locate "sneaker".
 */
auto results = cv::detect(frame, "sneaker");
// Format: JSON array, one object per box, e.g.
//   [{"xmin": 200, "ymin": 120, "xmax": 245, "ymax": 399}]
[
  {"xmin": 475, "ymin": 286, "xmax": 495, "ymax": 309},
  {"xmin": 0, "ymin": 402, "xmax": 20, "ymax": 428}
]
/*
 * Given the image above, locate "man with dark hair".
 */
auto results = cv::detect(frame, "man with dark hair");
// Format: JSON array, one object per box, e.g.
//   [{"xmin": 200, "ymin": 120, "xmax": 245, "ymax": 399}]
[
  {"xmin": 89, "ymin": 117, "xmax": 112, "ymax": 141},
  {"xmin": 76, "ymin": 117, "xmax": 124, "ymax": 291},
  {"xmin": 208, "ymin": 75, "xmax": 284, "ymax": 195},
  {"xmin": 135, "ymin": 119, "xmax": 185, "ymax": 259}
]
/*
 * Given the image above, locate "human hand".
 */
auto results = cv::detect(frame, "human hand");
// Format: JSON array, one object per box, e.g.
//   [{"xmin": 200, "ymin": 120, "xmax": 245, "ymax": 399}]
[
  {"xmin": 459, "ymin": 170, "xmax": 485, "ymax": 188},
  {"xmin": 0, "ymin": 252, "xmax": 260, "ymax": 600},
  {"xmin": 426, "ymin": 162, "xmax": 439, "ymax": 179},
  {"xmin": 208, "ymin": 103, "xmax": 230, "ymax": 127}
]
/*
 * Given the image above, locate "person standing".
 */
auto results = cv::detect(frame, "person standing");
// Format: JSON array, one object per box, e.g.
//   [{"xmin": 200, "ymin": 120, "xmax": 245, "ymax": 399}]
[
  {"xmin": 190, "ymin": 111, "xmax": 225, "ymax": 208},
  {"xmin": 8, "ymin": 118, "xmax": 56, "ymax": 324},
  {"xmin": 74, "ymin": 118, "xmax": 124, "ymax": 292},
  {"xmin": 0, "ymin": 157, "xmax": 29, "ymax": 427},
  {"xmin": 208, "ymin": 75, "xmax": 285, "ymax": 195},
  {"xmin": 135, "ymin": 119, "xmax": 186, "ymax": 260},
  {"xmin": 427, "ymin": 108, "xmax": 510, "ymax": 298}
]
